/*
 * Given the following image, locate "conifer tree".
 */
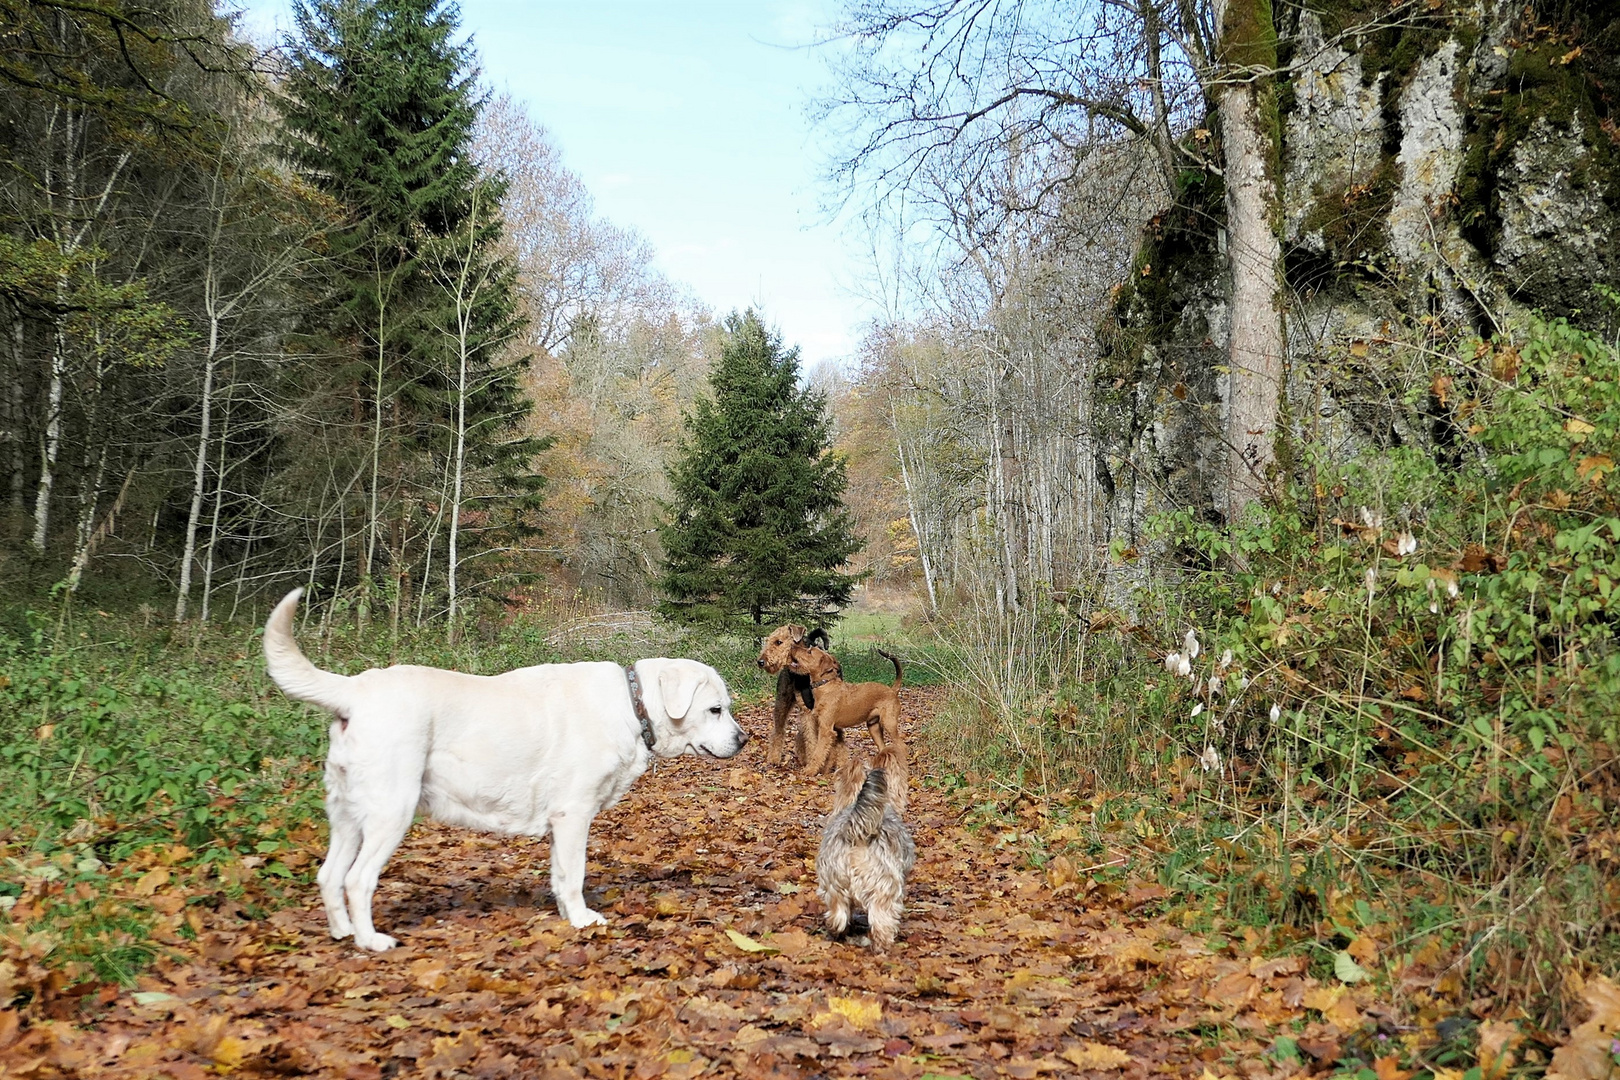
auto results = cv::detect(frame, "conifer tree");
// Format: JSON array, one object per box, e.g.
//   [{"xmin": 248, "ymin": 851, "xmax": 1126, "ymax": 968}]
[
  {"xmin": 657, "ymin": 310, "xmax": 863, "ymax": 629},
  {"xmin": 277, "ymin": 0, "xmax": 541, "ymax": 620}
]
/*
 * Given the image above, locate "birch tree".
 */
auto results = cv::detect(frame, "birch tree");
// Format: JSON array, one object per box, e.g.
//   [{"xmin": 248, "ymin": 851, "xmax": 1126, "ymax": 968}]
[{"xmin": 174, "ymin": 110, "xmax": 320, "ymax": 620}]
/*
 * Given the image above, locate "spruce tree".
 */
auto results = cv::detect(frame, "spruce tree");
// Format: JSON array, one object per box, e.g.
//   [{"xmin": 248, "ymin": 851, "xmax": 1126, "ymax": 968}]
[
  {"xmin": 657, "ymin": 310, "xmax": 863, "ymax": 629},
  {"xmin": 277, "ymin": 0, "xmax": 542, "ymax": 615}
]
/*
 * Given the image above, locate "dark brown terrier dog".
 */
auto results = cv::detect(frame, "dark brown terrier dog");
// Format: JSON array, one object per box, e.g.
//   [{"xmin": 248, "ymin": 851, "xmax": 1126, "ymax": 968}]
[
  {"xmin": 785, "ymin": 645, "xmax": 902, "ymax": 775},
  {"xmin": 756, "ymin": 624, "xmax": 833, "ymax": 766}
]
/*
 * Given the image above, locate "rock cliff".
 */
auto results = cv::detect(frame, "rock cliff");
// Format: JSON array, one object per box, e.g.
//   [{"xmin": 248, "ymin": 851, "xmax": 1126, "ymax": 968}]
[{"xmin": 1096, "ymin": 0, "xmax": 1618, "ymax": 549}]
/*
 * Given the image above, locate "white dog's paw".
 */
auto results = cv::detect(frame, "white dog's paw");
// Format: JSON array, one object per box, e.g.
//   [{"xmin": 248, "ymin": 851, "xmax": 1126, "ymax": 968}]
[
  {"xmin": 354, "ymin": 932, "xmax": 397, "ymax": 952},
  {"xmin": 568, "ymin": 909, "xmax": 606, "ymax": 928},
  {"xmin": 327, "ymin": 918, "xmax": 354, "ymax": 940}
]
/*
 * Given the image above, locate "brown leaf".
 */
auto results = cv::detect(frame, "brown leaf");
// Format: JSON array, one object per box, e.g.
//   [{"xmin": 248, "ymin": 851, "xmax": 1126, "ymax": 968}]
[
  {"xmin": 421, "ymin": 1032, "xmax": 481, "ymax": 1078},
  {"xmin": 1549, "ymin": 975, "xmax": 1620, "ymax": 1080},
  {"xmin": 1479, "ymin": 1019, "xmax": 1524, "ymax": 1080},
  {"xmin": 1577, "ymin": 455, "xmax": 1614, "ymax": 485},
  {"xmin": 1062, "ymin": 1041, "xmax": 1133, "ymax": 1069},
  {"xmin": 1375, "ymin": 1054, "xmax": 1415, "ymax": 1080}
]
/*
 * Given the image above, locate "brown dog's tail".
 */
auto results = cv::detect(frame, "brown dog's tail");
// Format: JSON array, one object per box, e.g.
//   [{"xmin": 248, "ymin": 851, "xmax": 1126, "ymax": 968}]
[
  {"xmin": 836, "ymin": 768, "xmax": 891, "ymax": 844},
  {"xmin": 877, "ymin": 648, "xmax": 903, "ymax": 690},
  {"xmin": 872, "ymin": 745, "xmax": 908, "ymax": 815},
  {"xmin": 263, "ymin": 588, "xmax": 352, "ymax": 717}
]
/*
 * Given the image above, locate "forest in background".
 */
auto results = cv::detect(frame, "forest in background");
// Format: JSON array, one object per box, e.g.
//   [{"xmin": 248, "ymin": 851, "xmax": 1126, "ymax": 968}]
[
  {"xmin": 0, "ymin": 0, "xmax": 742, "ymax": 632},
  {"xmin": 3, "ymin": 0, "xmax": 1620, "ymax": 1053}
]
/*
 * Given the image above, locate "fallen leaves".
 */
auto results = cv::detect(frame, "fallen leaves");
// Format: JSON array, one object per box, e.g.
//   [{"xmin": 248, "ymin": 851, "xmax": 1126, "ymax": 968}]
[{"xmin": 0, "ymin": 689, "xmax": 1448, "ymax": 1078}]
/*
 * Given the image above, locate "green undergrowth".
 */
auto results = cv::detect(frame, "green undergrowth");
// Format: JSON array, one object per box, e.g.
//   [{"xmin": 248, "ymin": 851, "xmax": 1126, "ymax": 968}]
[
  {"xmin": 924, "ymin": 302, "xmax": 1620, "ymax": 1034},
  {"xmin": 0, "ymin": 612, "xmax": 329, "ymax": 1000}
]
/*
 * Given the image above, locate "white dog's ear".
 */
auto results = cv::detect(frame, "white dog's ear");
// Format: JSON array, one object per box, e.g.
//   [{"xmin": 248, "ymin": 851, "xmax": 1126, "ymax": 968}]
[{"xmin": 658, "ymin": 666, "xmax": 701, "ymax": 721}]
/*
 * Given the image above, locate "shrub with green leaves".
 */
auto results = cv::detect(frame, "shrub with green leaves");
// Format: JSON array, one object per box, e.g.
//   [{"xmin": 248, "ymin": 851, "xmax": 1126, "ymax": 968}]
[{"xmin": 1129, "ymin": 306, "xmax": 1620, "ymax": 1016}]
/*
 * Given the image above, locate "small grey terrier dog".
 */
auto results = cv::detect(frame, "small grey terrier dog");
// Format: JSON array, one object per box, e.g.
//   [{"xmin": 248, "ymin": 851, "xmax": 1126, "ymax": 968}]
[{"xmin": 816, "ymin": 739, "xmax": 916, "ymax": 949}]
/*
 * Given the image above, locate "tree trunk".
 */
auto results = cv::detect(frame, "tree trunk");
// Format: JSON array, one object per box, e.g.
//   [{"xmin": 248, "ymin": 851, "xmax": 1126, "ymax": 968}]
[
  {"xmin": 175, "ymin": 351, "xmax": 216, "ymax": 621},
  {"xmin": 447, "ymin": 335, "xmax": 467, "ymax": 645},
  {"xmin": 6, "ymin": 319, "xmax": 24, "ymax": 523},
  {"xmin": 65, "ymin": 467, "xmax": 134, "ymax": 594},
  {"xmin": 200, "ymin": 363, "xmax": 235, "ymax": 622},
  {"xmin": 1215, "ymin": 0, "xmax": 1285, "ymax": 516},
  {"xmin": 891, "ymin": 409, "xmax": 938, "ymax": 614},
  {"xmin": 31, "ymin": 309, "xmax": 67, "ymax": 552}
]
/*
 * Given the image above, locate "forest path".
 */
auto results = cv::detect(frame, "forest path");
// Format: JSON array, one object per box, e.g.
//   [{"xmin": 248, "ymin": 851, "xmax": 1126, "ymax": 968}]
[{"xmin": 27, "ymin": 690, "xmax": 1327, "ymax": 1079}]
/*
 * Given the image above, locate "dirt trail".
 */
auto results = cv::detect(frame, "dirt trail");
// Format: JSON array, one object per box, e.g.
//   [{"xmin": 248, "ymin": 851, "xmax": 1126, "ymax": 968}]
[{"xmin": 10, "ymin": 691, "xmax": 1323, "ymax": 1079}]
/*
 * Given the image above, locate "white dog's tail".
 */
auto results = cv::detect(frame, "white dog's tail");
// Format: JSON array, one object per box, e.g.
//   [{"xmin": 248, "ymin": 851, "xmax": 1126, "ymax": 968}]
[{"xmin": 263, "ymin": 588, "xmax": 351, "ymax": 715}]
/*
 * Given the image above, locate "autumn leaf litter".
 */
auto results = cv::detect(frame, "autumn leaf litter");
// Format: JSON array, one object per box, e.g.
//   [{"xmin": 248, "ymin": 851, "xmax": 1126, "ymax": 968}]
[{"xmin": 2, "ymin": 691, "xmax": 1455, "ymax": 1078}]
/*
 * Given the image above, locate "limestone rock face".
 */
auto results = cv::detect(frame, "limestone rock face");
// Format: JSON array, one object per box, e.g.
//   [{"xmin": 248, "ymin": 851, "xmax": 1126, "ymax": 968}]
[
  {"xmin": 1493, "ymin": 115, "xmax": 1618, "ymax": 313},
  {"xmin": 1097, "ymin": 1, "xmax": 1618, "ymax": 551}
]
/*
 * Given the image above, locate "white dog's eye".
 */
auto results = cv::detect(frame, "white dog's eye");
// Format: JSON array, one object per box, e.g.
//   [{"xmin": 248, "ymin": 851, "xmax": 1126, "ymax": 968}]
[{"xmin": 709, "ymin": 705, "xmax": 722, "ymax": 715}]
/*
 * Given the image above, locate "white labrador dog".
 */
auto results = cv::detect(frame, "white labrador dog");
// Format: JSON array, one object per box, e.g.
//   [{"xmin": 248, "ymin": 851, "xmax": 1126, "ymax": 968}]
[{"xmin": 262, "ymin": 588, "xmax": 747, "ymax": 951}]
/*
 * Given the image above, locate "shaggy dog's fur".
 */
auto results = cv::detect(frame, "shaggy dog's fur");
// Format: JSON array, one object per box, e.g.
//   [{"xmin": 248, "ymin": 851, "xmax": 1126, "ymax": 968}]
[
  {"xmin": 262, "ymin": 588, "xmax": 748, "ymax": 951},
  {"xmin": 786, "ymin": 645, "xmax": 902, "ymax": 775},
  {"xmin": 817, "ymin": 742, "xmax": 915, "ymax": 949},
  {"xmin": 756, "ymin": 623, "xmax": 832, "ymax": 766}
]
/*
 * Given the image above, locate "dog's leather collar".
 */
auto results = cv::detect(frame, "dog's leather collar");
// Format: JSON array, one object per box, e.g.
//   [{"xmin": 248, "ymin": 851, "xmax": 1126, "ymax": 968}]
[
  {"xmin": 810, "ymin": 675, "xmax": 840, "ymax": 689},
  {"xmin": 624, "ymin": 665, "xmax": 658, "ymax": 752}
]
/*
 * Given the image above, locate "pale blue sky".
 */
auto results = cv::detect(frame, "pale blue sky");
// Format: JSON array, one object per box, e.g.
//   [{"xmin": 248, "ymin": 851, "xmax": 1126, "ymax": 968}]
[{"xmin": 232, "ymin": 0, "xmax": 866, "ymax": 369}]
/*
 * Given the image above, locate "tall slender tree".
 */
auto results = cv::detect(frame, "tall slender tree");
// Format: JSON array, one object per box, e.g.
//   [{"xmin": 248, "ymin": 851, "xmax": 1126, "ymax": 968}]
[
  {"xmin": 277, "ymin": 0, "xmax": 539, "ymax": 623},
  {"xmin": 657, "ymin": 310, "xmax": 863, "ymax": 630}
]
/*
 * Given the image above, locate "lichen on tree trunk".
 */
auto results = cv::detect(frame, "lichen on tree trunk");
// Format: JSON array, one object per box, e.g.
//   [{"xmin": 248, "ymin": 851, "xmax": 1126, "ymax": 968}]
[{"xmin": 1215, "ymin": 0, "xmax": 1285, "ymax": 516}]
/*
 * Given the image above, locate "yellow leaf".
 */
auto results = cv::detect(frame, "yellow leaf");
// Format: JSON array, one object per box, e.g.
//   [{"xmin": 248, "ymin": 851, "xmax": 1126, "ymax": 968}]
[
  {"xmin": 1063, "ymin": 1042, "xmax": 1133, "ymax": 1069},
  {"xmin": 1325, "ymin": 992, "xmax": 1363, "ymax": 1030},
  {"xmin": 131, "ymin": 868, "xmax": 169, "ymax": 897},
  {"xmin": 1478, "ymin": 1019, "xmax": 1523, "ymax": 1080},
  {"xmin": 829, "ymin": 995, "xmax": 883, "ymax": 1030},
  {"xmin": 1047, "ymin": 854, "xmax": 1075, "ymax": 889},
  {"xmin": 1577, "ymin": 455, "xmax": 1614, "ymax": 483},
  {"xmin": 385, "ymin": 1014, "xmax": 412, "ymax": 1030},
  {"xmin": 211, "ymin": 1035, "xmax": 250, "ymax": 1071},
  {"xmin": 1566, "ymin": 417, "xmax": 1596, "ymax": 438},
  {"xmin": 668, "ymin": 1049, "xmax": 695, "ymax": 1064},
  {"xmin": 1304, "ymin": 984, "xmax": 1345, "ymax": 1012},
  {"xmin": 723, "ymin": 929, "xmax": 779, "ymax": 955}
]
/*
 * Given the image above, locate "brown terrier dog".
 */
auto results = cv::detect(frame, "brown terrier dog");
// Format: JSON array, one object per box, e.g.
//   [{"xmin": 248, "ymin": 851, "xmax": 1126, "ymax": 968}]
[
  {"xmin": 756, "ymin": 624, "xmax": 833, "ymax": 766},
  {"xmin": 786, "ymin": 645, "xmax": 902, "ymax": 775}
]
